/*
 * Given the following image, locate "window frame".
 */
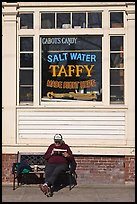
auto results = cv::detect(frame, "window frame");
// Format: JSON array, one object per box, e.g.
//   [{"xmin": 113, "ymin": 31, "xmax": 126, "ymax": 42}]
[
  {"xmin": 17, "ymin": 8, "xmax": 126, "ymax": 107},
  {"xmin": 18, "ymin": 35, "xmax": 34, "ymax": 105},
  {"xmin": 109, "ymin": 35, "xmax": 125, "ymax": 104},
  {"xmin": 40, "ymin": 35, "xmax": 103, "ymax": 103}
]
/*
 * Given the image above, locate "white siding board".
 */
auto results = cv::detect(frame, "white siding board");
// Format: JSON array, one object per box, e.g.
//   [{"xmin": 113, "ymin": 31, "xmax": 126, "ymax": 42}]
[
  {"xmin": 19, "ymin": 111, "xmax": 125, "ymax": 117},
  {"xmin": 18, "ymin": 116, "xmax": 124, "ymax": 121},
  {"xmin": 19, "ymin": 134, "xmax": 124, "ymax": 139},
  {"xmin": 18, "ymin": 110, "xmax": 126, "ymax": 140},
  {"xmin": 19, "ymin": 125, "xmax": 125, "ymax": 130},
  {"xmin": 19, "ymin": 120, "xmax": 125, "ymax": 125},
  {"xmin": 19, "ymin": 129, "xmax": 124, "ymax": 134},
  {"xmin": 19, "ymin": 129, "xmax": 124, "ymax": 135}
]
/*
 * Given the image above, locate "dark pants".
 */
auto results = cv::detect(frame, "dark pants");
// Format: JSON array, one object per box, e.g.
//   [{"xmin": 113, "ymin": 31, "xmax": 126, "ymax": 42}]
[{"xmin": 44, "ymin": 163, "xmax": 68, "ymax": 187}]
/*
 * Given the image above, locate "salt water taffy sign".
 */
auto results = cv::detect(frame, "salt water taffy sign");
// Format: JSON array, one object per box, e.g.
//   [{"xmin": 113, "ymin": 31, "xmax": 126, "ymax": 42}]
[{"xmin": 48, "ymin": 52, "xmax": 96, "ymax": 77}]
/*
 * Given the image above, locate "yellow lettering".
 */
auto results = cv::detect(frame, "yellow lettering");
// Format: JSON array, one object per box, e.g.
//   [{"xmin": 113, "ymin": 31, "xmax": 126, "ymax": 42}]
[
  {"xmin": 75, "ymin": 65, "xmax": 84, "ymax": 77},
  {"xmin": 48, "ymin": 64, "xmax": 95, "ymax": 77},
  {"xmin": 84, "ymin": 65, "xmax": 94, "ymax": 77},
  {"xmin": 49, "ymin": 65, "xmax": 59, "ymax": 77},
  {"xmin": 47, "ymin": 80, "xmax": 63, "ymax": 88},
  {"xmin": 58, "ymin": 65, "xmax": 68, "ymax": 77},
  {"xmin": 68, "ymin": 65, "xmax": 75, "ymax": 76},
  {"xmin": 63, "ymin": 81, "xmax": 79, "ymax": 89}
]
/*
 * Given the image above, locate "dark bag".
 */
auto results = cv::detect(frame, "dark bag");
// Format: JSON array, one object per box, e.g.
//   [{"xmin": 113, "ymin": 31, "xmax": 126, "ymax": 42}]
[{"xmin": 16, "ymin": 161, "xmax": 32, "ymax": 176}]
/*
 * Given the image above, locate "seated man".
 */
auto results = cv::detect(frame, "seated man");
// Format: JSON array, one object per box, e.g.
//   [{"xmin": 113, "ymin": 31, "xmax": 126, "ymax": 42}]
[{"xmin": 39, "ymin": 134, "xmax": 76, "ymax": 196}]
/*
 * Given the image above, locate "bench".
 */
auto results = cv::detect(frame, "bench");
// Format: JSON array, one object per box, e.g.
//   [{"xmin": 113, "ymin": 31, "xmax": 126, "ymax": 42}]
[{"xmin": 12, "ymin": 151, "xmax": 77, "ymax": 191}]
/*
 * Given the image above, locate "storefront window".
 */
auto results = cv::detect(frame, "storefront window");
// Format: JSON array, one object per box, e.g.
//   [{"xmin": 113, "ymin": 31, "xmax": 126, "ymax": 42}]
[
  {"xmin": 41, "ymin": 35, "xmax": 102, "ymax": 101},
  {"xmin": 18, "ymin": 9, "xmax": 126, "ymax": 105}
]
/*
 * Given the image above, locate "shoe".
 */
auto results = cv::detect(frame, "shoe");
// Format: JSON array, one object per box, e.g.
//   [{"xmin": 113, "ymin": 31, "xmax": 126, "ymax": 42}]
[
  {"xmin": 46, "ymin": 189, "xmax": 52, "ymax": 197},
  {"xmin": 39, "ymin": 184, "xmax": 49, "ymax": 194},
  {"xmin": 45, "ymin": 185, "xmax": 52, "ymax": 197}
]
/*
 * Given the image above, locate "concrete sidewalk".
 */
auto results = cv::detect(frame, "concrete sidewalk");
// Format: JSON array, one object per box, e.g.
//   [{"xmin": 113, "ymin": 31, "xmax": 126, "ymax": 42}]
[{"xmin": 2, "ymin": 183, "xmax": 135, "ymax": 202}]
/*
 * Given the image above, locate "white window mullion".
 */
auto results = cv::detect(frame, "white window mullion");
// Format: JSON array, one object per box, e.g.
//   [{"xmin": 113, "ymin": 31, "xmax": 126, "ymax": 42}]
[
  {"xmin": 34, "ymin": 10, "xmax": 40, "ymax": 106},
  {"xmin": 55, "ymin": 12, "xmax": 57, "ymax": 29},
  {"xmin": 102, "ymin": 9, "xmax": 110, "ymax": 105}
]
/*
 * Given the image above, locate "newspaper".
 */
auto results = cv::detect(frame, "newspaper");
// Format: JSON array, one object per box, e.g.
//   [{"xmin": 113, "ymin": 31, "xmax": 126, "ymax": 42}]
[{"xmin": 53, "ymin": 148, "xmax": 67, "ymax": 152}]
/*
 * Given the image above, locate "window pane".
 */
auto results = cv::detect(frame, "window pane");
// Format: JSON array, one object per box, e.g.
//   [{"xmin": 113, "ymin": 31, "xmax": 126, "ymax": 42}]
[
  {"xmin": 110, "ymin": 53, "xmax": 124, "ymax": 68},
  {"xmin": 19, "ymin": 70, "xmax": 33, "ymax": 85},
  {"xmin": 110, "ymin": 86, "xmax": 124, "ymax": 103},
  {"xmin": 20, "ymin": 53, "xmax": 33, "ymax": 67},
  {"xmin": 41, "ymin": 35, "xmax": 102, "ymax": 101},
  {"xmin": 72, "ymin": 13, "xmax": 86, "ymax": 28},
  {"xmin": 20, "ymin": 14, "xmax": 33, "ymax": 29},
  {"xmin": 41, "ymin": 13, "xmax": 55, "ymax": 29},
  {"xmin": 57, "ymin": 13, "xmax": 71, "ymax": 28},
  {"xmin": 20, "ymin": 37, "xmax": 33, "ymax": 51},
  {"xmin": 19, "ymin": 87, "xmax": 33, "ymax": 102},
  {"xmin": 110, "ymin": 69, "xmax": 124, "ymax": 85},
  {"xmin": 110, "ymin": 12, "xmax": 123, "ymax": 28},
  {"xmin": 110, "ymin": 36, "xmax": 123, "ymax": 51},
  {"xmin": 110, "ymin": 36, "xmax": 124, "ymax": 68},
  {"xmin": 88, "ymin": 12, "xmax": 102, "ymax": 28}
]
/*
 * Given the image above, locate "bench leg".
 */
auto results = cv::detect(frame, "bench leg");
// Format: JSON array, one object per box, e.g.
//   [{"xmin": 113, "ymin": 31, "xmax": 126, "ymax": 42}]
[
  {"xmin": 13, "ymin": 174, "xmax": 22, "ymax": 190},
  {"xmin": 13, "ymin": 174, "xmax": 16, "ymax": 190},
  {"xmin": 17, "ymin": 175, "xmax": 20, "ymax": 187}
]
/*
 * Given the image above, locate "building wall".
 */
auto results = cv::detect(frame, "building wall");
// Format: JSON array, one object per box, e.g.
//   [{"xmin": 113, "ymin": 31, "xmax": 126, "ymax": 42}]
[
  {"xmin": 2, "ymin": 154, "xmax": 135, "ymax": 184},
  {"xmin": 2, "ymin": 2, "xmax": 135, "ymax": 184}
]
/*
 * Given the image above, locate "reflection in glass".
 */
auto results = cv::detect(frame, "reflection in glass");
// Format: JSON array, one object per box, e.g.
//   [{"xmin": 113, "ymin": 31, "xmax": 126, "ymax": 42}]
[
  {"xmin": 19, "ymin": 70, "xmax": 33, "ymax": 85},
  {"xmin": 41, "ymin": 13, "xmax": 55, "ymax": 29},
  {"xmin": 57, "ymin": 13, "xmax": 71, "ymax": 28},
  {"xmin": 110, "ymin": 36, "xmax": 123, "ymax": 51},
  {"xmin": 19, "ymin": 87, "xmax": 33, "ymax": 102},
  {"xmin": 88, "ymin": 12, "xmax": 102, "ymax": 28},
  {"xmin": 110, "ymin": 86, "xmax": 124, "ymax": 104},
  {"xmin": 20, "ymin": 53, "xmax": 33, "ymax": 67},
  {"xmin": 110, "ymin": 69, "xmax": 124, "ymax": 85},
  {"xmin": 110, "ymin": 36, "xmax": 124, "ymax": 68},
  {"xmin": 110, "ymin": 12, "xmax": 123, "ymax": 28},
  {"xmin": 110, "ymin": 53, "xmax": 124, "ymax": 68},
  {"xmin": 20, "ymin": 37, "xmax": 33, "ymax": 51},
  {"xmin": 20, "ymin": 13, "xmax": 33, "ymax": 29},
  {"xmin": 72, "ymin": 13, "xmax": 86, "ymax": 28}
]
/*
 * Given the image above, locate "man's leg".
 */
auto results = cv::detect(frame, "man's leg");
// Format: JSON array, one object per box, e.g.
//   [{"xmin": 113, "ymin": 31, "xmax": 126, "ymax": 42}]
[
  {"xmin": 44, "ymin": 164, "xmax": 56, "ymax": 186},
  {"xmin": 39, "ymin": 163, "xmax": 68, "ymax": 195},
  {"xmin": 48, "ymin": 163, "xmax": 68, "ymax": 186},
  {"xmin": 39, "ymin": 164, "xmax": 55, "ymax": 195}
]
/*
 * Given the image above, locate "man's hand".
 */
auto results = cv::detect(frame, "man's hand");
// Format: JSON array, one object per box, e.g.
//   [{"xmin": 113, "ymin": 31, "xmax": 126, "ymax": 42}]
[
  {"xmin": 62, "ymin": 152, "xmax": 70, "ymax": 157},
  {"xmin": 51, "ymin": 149, "xmax": 54, "ymax": 155},
  {"xmin": 51, "ymin": 149, "xmax": 61, "ymax": 155}
]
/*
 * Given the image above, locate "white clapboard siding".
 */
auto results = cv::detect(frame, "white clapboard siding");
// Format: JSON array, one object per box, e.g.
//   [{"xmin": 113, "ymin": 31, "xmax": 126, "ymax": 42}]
[{"xmin": 18, "ymin": 110, "xmax": 125, "ymax": 139}]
